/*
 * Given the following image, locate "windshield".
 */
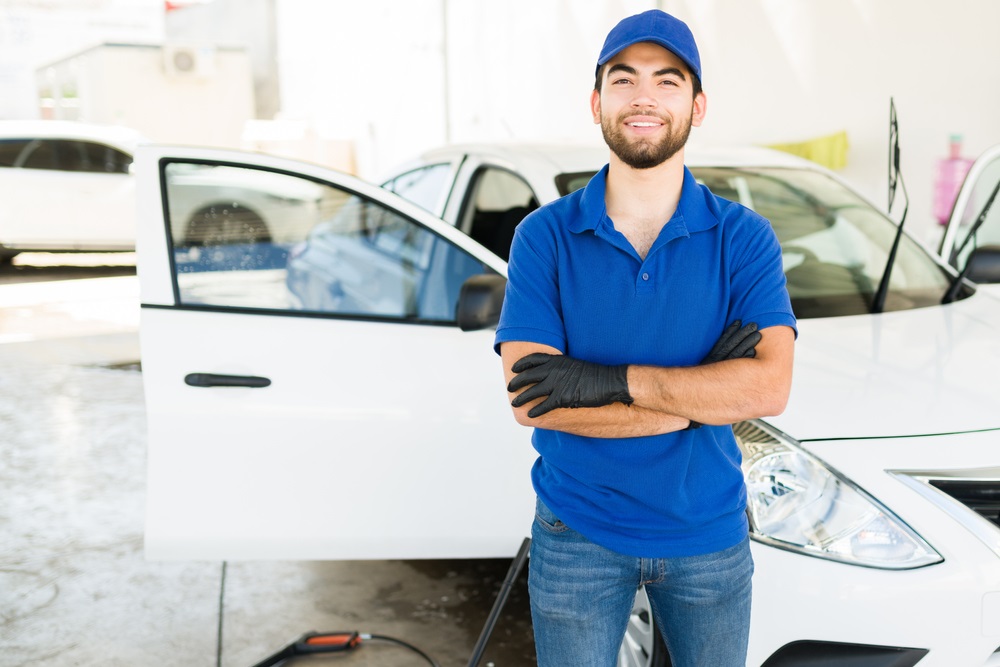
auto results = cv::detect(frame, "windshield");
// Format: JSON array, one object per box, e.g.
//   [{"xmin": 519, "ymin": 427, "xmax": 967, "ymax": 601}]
[{"xmin": 558, "ymin": 166, "xmax": 959, "ymax": 319}]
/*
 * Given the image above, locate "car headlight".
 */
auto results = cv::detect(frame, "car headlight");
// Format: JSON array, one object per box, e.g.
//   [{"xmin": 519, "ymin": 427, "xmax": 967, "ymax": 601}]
[{"xmin": 734, "ymin": 420, "xmax": 943, "ymax": 569}]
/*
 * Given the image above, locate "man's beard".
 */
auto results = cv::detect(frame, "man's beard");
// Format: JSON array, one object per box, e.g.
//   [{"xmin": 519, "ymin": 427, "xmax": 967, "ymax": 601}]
[{"xmin": 601, "ymin": 109, "xmax": 693, "ymax": 170}]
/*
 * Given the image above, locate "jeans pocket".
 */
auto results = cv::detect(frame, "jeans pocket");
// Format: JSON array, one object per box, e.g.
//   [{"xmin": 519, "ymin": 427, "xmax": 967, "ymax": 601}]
[{"xmin": 534, "ymin": 498, "xmax": 570, "ymax": 535}]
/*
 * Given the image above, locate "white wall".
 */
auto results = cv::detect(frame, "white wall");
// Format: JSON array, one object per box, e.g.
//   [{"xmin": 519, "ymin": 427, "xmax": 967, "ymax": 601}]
[
  {"xmin": 275, "ymin": 0, "xmax": 446, "ymax": 178},
  {"xmin": 443, "ymin": 0, "xmax": 651, "ymax": 144}
]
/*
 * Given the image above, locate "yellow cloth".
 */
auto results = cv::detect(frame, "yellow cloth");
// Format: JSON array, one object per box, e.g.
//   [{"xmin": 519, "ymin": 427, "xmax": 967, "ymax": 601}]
[{"xmin": 766, "ymin": 131, "xmax": 849, "ymax": 170}]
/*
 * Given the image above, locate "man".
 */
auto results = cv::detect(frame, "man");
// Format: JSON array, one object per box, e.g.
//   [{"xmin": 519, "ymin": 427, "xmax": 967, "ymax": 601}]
[{"xmin": 493, "ymin": 9, "xmax": 797, "ymax": 667}]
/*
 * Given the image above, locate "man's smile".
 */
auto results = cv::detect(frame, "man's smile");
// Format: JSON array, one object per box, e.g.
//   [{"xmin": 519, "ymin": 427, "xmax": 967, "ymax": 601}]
[{"xmin": 623, "ymin": 115, "xmax": 666, "ymax": 131}]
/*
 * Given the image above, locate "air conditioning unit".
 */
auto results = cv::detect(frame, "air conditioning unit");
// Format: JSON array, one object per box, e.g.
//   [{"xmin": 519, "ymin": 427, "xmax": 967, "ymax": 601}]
[{"xmin": 162, "ymin": 44, "xmax": 217, "ymax": 79}]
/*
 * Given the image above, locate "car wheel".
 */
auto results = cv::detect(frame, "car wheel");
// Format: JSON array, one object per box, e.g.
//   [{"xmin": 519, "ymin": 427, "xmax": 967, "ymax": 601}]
[
  {"xmin": 183, "ymin": 203, "xmax": 271, "ymax": 246},
  {"xmin": 617, "ymin": 587, "xmax": 671, "ymax": 667}
]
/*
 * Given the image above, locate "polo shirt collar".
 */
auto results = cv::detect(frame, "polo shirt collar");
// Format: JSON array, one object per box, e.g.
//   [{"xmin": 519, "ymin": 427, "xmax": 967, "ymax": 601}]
[{"xmin": 571, "ymin": 163, "xmax": 720, "ymax": 236}]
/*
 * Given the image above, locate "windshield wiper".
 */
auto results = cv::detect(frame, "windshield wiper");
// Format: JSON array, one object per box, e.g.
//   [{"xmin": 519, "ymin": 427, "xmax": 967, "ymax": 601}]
[
  {"xmin": 941, "ymin": 178, "xmax": 1000, "ymax": 303},
  {"xmin": 871, "ymin": 99, "xmax": 908, "ymax": 314}
]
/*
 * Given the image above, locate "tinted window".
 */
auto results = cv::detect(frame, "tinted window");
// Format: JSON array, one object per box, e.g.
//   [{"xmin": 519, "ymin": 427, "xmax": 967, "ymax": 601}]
[
  {"xmin": 165, "ymin": 161, "xmax": 488, "ymax": 323},
  {"xmin": 0, "ymin": 139, "xmax": 30, "ymax": 167},
  {"xmin": 76, "ymin": 141, "xmax": 132, "ymax": 173},
  {"xmin": 19, "ymin": 140, "xmax": 60, "ymax": 170},
  {"xmin": 11, "ymin": 139, "xmax": 132, "ymax": 173},
  {"xmin": 56, "ymin": 141, "xmax": 93, "ymax": 172}
]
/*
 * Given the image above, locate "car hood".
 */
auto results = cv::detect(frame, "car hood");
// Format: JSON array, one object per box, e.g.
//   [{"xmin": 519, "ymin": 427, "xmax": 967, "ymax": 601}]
[{"xmin": 767, "ymin": 290, "xmax": 1000, "ymax": 441}]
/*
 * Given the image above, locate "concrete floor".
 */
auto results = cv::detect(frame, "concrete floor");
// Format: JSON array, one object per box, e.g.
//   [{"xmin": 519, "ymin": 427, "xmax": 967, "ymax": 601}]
[{"xmin": 0, "ymin": 256, "xmax": 535, "ymax": 667}]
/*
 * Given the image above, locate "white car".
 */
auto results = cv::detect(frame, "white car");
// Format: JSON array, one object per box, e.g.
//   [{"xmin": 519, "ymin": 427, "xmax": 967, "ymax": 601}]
[
  {"xmin": 0, "ymin": 120, "xmax": 319, "ymax": 262},
  {"xmin": 0, "ymin": 120, "xmax": 140, "ymax": 259},
  {"xmin": 136, "ymin": 142, "xmax": 1000, "ymax": 667}
]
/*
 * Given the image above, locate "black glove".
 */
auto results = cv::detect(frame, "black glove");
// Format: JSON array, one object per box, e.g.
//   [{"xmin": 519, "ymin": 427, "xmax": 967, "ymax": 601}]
[
  {"xmin": 508, "ymin": 353, "xmax": 633, "ymax": 418},
  {"xmin": 700, "ymin": 320, "xmax": 760, "ymax": 364},
  {"xmin": 687, "ymin": 320, "xmax": 761, "ymax": 430}
]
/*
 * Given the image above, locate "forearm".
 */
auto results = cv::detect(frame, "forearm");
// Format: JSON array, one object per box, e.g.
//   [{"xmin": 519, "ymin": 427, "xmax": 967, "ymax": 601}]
[
  {"xmin": 511, "ymin": 399, "xmax": 690, "ymax": 437},
  {"xmin": 628, "ymin": 326, "xmax": 795, "ymax": 424},
  {"xmin": 628, "ymin": 360, "xmax": 780, "ymax": 425}
]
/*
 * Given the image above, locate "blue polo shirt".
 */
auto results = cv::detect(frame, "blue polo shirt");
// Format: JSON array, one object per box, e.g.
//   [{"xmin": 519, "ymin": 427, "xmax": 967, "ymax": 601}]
[{"xmin": 495, "ymin": 165, "xmax": 796, "ymax": 558}]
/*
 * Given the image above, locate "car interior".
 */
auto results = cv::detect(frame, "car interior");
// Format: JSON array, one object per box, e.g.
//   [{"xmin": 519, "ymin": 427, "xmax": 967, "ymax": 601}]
[{"xmin": 461, "ymin": 165, "xmax": 539, "ymax": 261}]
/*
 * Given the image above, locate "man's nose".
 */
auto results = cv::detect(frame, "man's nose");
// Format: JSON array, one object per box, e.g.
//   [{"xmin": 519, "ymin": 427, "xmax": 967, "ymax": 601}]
[{"xmin": 630, "ymin": 80, "xmax": 658, "ymax": 107}]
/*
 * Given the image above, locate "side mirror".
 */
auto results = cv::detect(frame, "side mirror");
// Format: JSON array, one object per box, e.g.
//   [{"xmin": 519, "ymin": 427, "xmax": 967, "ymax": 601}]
[
  {"xmin": 457, "ymin": 273, "xmax": 506, "ymax": 332},
  {"xmin": 965, "ymin": 246, "xmax": 1000, "ymax": 284}
]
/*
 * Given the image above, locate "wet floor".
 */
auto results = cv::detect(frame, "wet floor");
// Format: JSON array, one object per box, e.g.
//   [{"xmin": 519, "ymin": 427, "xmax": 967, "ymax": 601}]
[{"xmin": 0, "ymin": 255, "xmax": 535, "ymax": 667}]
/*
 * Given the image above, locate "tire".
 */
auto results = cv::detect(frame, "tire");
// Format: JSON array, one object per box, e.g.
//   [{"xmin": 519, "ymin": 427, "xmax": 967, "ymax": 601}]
[
  {"xmin": 617, "ymin": 587, "xmax": 671, "ymax": 667},
  {"xmin": 182, "ymin": 203, "xmax": 270, "ymax": 246}
]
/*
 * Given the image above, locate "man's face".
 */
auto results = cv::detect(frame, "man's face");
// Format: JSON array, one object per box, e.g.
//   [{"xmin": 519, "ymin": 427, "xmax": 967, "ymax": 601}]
[{"xmin": 591, "ymin": 42, "xmax": 706, "ymax": 170}]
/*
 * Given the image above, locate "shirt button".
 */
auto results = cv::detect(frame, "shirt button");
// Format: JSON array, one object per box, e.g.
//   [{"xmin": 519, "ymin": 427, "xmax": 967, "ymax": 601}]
[{"xmin": 642, "ymin": 273, "xmax": 650, "ymax": 281}]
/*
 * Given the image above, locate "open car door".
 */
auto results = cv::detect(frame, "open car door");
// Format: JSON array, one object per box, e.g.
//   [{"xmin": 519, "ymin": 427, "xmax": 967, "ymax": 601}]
[
  {"xmin": 938, "ymin": 143, "xmax": 1000, "ymax": 294},
  {"xmin": 136, "ymin": 145, "xmax": 534, "ymax": 560}
]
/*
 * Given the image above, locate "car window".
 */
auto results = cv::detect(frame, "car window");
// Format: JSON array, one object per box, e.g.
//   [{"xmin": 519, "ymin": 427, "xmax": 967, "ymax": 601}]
[
  {"xmin": 18, "ymin": 139, "xmax": 60, "ymax": 170},
  {"xmin": 7, "ymin": 138, "xmax": 132, "ymax": 173},
  {"xmin": 381, "ymin": 163, "xmax": 451, "ymax": 215},
  {"xmin": 555, "ymin": 171, "xmax": 594, "ymax": 196},
  {"xmin": 462, "ymin": 166, "xmax": 539, "ymax": 261},
  {"xmin": 0, "ymin": 139, "xmax": 30, "ymax": 167},
  {"xmin": 693, "ymin": 167, "xmax": 955, "ymax": 318},
  {"xmin": 945, "ymin": 153, "xmax": 1000, "ymax": 269},
  {"xmin": 74, "ymin": 141, "xmax": 132, "ymax": 173},
  {"xmin": 164, "ymin": 161, "xmax": 489, "ymax": 323}
]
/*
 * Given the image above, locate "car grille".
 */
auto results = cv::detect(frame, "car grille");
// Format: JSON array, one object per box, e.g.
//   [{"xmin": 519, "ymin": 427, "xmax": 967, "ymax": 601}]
[
  {"xmin": 929, "ymin": 480, "xmax": 1000, "ymax": 529},
  {"xmin": 890, "ymin": 467, "xmax": 1000, "ymax": 560}
]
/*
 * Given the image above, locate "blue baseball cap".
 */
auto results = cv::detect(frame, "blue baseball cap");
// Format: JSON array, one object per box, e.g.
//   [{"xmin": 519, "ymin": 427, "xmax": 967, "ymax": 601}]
[{"xmin": 596, "ymin": 9, "xmax": 702, "ymax": 84}]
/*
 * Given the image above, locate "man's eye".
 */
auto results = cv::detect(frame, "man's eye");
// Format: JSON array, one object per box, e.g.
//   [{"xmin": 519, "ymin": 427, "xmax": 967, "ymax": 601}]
[{"xmin": 612, "ymin": 78, "xmax": 631, "ymax": 85}]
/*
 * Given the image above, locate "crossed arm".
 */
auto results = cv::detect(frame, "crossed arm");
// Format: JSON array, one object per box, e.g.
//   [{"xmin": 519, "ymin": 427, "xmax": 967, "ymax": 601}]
[{"xmin": 500, "ymin": 325, "xmax": 795, "ymax": 438}]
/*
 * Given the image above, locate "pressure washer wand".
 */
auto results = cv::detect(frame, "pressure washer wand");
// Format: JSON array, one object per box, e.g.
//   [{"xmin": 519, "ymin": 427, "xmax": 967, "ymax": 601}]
[
  {"xmin": 466, "ymin": 536, "xmax": 532, "ymax": 667},
  {"xmin": 249, "ymin": 631, "xmax": 362, "ymax": 667}
]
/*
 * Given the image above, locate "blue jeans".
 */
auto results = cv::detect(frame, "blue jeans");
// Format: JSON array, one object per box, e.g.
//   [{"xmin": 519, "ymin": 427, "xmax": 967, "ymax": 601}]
[{"xmin": 529, "ymin": 499, "xmax": 753, "ymax": 667}]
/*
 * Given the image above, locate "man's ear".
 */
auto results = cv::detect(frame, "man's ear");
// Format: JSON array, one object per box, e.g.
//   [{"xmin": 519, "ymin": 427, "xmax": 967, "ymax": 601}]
[
  {"xmin": 590, "ymin": 88, "xmax": 602, "ymax": 124},
  {"xmin": 692, "ymin": 91, "xmax": 707, "ymax": 128}
]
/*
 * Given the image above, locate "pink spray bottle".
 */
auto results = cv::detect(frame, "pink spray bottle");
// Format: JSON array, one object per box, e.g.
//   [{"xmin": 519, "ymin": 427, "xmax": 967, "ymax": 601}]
[{"xmin": 933, "ymin": 134, "xmax": 974, "ymax": 225}]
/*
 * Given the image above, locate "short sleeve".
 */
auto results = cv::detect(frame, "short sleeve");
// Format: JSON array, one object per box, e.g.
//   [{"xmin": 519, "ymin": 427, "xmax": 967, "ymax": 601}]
[
  {"xmin": 494, "ymin": 210, "xmax": 568, "ymax": 355},
  {"xmin": 728, "ymin": 212, "xmax": 798, "ymax": 337}
]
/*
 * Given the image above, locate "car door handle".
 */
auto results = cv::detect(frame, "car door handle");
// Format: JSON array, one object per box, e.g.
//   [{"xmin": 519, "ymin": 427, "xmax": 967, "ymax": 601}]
[{"xmin": 184, "ymin": 373, "xmax": 271, "ymax": 388}]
